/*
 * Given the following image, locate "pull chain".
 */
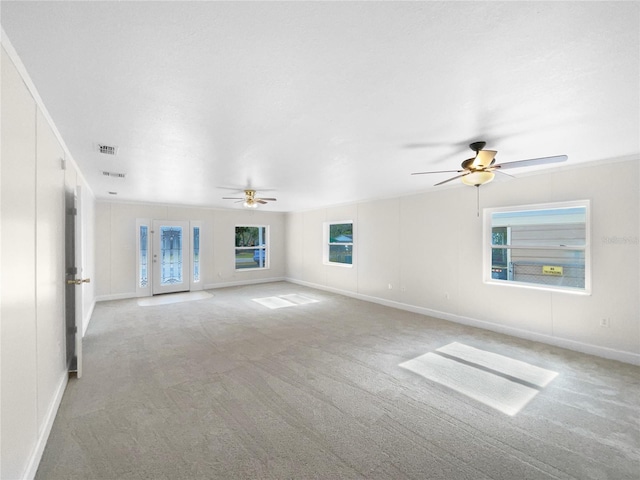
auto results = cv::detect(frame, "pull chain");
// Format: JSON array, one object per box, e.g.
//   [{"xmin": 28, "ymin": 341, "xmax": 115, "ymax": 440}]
[{"xmin": 476, "ymin": 185, "xmax": 480, "ymax": 217}]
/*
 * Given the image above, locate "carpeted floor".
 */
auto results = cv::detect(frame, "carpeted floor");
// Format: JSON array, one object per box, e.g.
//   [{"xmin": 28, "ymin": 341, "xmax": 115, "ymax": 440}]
[{"xmin": 37, "ymin": 282, "xmax": 640, "ymax": 479}]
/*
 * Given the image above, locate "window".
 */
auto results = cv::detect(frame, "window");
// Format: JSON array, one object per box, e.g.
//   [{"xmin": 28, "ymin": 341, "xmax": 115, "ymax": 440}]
[
  {"xmin": 235, "ymin": 225, "xmax": 268, "ymax": 270},
  {"xmin": 136, "ymin": 219, "xmax": 152, "ymax": 297},
  {"xmin": 484, "ymin": 201, "xmax": 590, "ymax": 293},
  {"xmin": 193, "ymin": 225, "xmax": 200, "ymax": 283},
  {"xmin": 325, "ymin": 221, "xmax": 353, "ymax": 266},
  {"xmin": 139, "ymin": 225, "xmax": 149, "ymax": 288}
]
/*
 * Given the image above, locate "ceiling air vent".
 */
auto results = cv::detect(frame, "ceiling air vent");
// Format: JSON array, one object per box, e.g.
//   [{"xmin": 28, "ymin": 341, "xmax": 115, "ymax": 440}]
[
  {"xmin": 97, "ymin": 144, "xmax": 118, "ymax": 156},
  {"xmin": 102, "ymin": 171, "xmax": 126, "ymax": 179}
]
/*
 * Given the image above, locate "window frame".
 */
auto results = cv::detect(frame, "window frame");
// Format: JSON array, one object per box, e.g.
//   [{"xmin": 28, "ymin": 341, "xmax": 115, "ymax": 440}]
[
  {"xmin": 323, "ymin": 220, "xmax": 354, "ymax": 267},
  {"xmin": 191, "ymin": 221, "xmax": 203, "ymax": 290},
  {"xmin": 483, "ymin": 200, "xmax": 591, "ymax": 295},
  {"xmin": 136, "ymin": 219, "xmax": 151, "ymax": 297},
  {"xmin": 234, "ymin": 224, "xmax": 269, "ymax": 271}
]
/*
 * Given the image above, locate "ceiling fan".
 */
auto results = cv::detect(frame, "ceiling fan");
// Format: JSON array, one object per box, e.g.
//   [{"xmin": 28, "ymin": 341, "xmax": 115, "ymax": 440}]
[
  {"xmin": 411, "ymin": 141, "xmax": 567, "ymax": 186},
  {"xmin": 222, "ymin": 189, "xmax": 277, "ymax": 209}
]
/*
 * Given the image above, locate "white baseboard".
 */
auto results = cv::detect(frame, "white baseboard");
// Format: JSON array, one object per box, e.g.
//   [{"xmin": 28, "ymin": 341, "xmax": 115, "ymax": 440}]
[
  {"xmin": 95, "ymin": 292, "xmax": 136, "ymax": 302},
  {"xmin": 203, "ymin": 277, "xmax": 286, "ymax": 291},
  {"xmin": 286, "ymin": 278, "xmax": 640, "ymax": 366},
  {"xmin": 24, "ymin": 371, "xmax": 68, "ymax": 480}
]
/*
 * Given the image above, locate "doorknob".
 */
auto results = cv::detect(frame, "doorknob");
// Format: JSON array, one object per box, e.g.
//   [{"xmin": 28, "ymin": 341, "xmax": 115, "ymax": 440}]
[{"xmin": 66, "ymin": 278, "xmax": 91, "ymax": 285}]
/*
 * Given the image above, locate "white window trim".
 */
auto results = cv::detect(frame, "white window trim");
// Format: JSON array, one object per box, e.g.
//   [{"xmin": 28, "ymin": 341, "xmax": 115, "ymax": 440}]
[
  {"xmin": 483, "ymin": 200, "xmax": 591, "ymax": 295},
  {"xmin": 323, "ymin": 220, "xmax": 355, "ymax": 267},
  {"xmin": 235, "ymin": 224, "xmax": 270, "ymax": 271}
]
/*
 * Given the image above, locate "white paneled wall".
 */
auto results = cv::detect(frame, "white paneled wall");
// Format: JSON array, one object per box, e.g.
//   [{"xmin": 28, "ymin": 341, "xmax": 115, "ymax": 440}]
[
  {"xmin": 286, "ymin": 159, "xmax": 640, "ymax": 364},
  {"xmin": 35, "ymin": 109, "xmax": 66, "ymax": 432},
  {"xmin": 1, "ymin": 41, "xmax": 96, "ymax": 479},
  {"xmin": 1, "ymin": 44, "xmax": 39, "ymax": 480},
  {"xmin": 95, "ymin": 202, "xmax": 287, "ymax": 300}
]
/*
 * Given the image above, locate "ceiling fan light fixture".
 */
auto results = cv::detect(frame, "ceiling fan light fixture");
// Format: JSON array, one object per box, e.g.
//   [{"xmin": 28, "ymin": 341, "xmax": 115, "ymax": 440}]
[
  {"xmin": 462, "ymin": 170, "xmax": 495, "ymax": 186},
  {"xmin": 243, "ymin": 199, "xmax": 258, "ymax": 208}
]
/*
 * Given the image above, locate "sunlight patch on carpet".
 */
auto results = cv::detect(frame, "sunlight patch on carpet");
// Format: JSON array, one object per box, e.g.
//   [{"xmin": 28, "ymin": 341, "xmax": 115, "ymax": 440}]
[
  {"xmin": 437, "ymin": 342, "xmax": 558, "ymax": 388},
  {"xmin": 138, "ymin": 291, "xmax": 212, "ymax": 306},
  {"xmin": 253, "ymin": 294, "xmax": 319, "ymax": 309},
  {"xmin": 399, "ymin": 343, "xmax": 558, "ymax": 416}
]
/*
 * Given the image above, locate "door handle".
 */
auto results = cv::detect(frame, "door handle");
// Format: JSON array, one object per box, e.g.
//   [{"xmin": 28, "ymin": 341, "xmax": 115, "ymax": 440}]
[{"xmin": 66, "ymin": 278, "xmax": 91, "ymax": 285}]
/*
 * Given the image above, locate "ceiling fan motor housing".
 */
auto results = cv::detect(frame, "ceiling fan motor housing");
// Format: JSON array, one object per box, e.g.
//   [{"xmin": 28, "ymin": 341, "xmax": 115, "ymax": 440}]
[{"xmin": 469, "ymin": 141, "xmax": 486, "ymax": 153}]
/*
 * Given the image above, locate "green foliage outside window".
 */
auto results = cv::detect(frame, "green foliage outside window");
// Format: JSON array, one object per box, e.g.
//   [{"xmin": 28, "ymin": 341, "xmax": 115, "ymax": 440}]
[
  {"xmin": 329, "ymin": 223, "xmax": 353, "ymax": 243},
  {"xmin": 235, "ymin": 226, "xmax": 264, "ymax": 247}
]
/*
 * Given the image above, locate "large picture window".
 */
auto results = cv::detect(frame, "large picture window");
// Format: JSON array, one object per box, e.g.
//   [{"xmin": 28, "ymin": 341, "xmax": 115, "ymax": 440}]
[
  {"xmin": 325, "ymin": 221, "xmax": 353, "ymax": 266},
  {"xmin": 484, "ymin": 201, "xmax": 590, "ymax": 293},
  {"xmin": 235, "ymin": 225, "xmax": 268, "ymax": 270}
]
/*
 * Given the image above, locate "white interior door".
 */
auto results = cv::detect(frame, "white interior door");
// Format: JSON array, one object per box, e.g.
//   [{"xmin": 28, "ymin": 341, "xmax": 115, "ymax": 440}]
[{"xmin": 152, "ymin": 220, "xmax": 191, "ymax": 295}]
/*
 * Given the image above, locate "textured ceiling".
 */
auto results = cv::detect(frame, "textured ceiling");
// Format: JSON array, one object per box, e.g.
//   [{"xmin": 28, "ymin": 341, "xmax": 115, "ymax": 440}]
[{"xmin": 2, "ymin": 1, "xmax": 638, "ymax": 212}]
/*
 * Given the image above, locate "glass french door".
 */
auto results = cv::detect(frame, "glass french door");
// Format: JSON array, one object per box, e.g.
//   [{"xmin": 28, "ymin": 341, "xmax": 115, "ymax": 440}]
[{"xmin": 152, "ymin": 220, "xmax": 191, "ymax": 295}]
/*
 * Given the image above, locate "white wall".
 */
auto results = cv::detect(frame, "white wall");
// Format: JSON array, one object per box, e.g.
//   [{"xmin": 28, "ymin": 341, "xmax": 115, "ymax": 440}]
[
  {"xmin": 95, "ymin": 202, "xmax": 286, "ymax": 300},
  {"xmin": 286, "ymin": 159, "xmax": 640, "ymax": 364},
  {"xmin": 1, "ymin": 37, "xmax": 96, "ymax": 479}
]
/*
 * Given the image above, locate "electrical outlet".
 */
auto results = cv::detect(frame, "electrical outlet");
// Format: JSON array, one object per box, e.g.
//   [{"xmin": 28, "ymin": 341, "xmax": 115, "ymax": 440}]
[{"xmin": 600, "ymin": 318, "xmax": 610, "ymax": 328}]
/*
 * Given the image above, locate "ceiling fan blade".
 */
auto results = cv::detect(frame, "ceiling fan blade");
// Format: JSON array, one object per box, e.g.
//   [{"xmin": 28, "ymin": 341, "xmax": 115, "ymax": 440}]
[
  {"xmin": 492, "ymin": 169, "xmax": 516, "ymax": 178},
  {"xmin": 494, "ymin": 155, "xmax": 567, "ymax": 170},
  {"xmin": 256, "ymin": 197, "xmax": 277, "ymax": 201},
  {"xmin": 256, "ymin": 199, "xmax": 268, "ymax": 204},
  {"xmin": 472, "ymin": 150, "xmax": 497, "ymax": 169},
  {"xmin": 411, "ymin": 169, "xmax": 463, "ymax": 176},
  {"xmin": 434, "ymin": 172, "xmax": 470, "ymax": 186}
]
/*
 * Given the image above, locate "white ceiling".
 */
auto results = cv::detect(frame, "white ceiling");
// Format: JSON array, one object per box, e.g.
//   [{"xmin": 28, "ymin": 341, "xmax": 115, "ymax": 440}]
[{"xmin": 2, "ymin": 1, "xmax": 638, "ymax": 212}]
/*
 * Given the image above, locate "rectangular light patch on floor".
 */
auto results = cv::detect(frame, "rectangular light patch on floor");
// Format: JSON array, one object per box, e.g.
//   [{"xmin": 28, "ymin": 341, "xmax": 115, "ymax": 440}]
[
  {"xmin": 399, "ymin": 343, "xmax": 558, "ymax": 416},
  {"xmin": 437, "ymin": 342, "xmax": 558, "ymax": 388},
  {"xmin": 137, "ymin": 291, "xmax": 212, "ymax": 307},
  {"xmin": 278, "ymin": 294, "xmax": 319, "ymax": 305},
  {"xmin": 252, "ymin": 294, "xmax": 319, "ymax": 309}
]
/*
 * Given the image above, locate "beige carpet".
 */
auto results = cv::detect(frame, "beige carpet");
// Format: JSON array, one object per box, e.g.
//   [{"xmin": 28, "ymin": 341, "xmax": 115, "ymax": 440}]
[{"xmin": 37, "ymin": 282, "xmax": 640, "ymax": 479}]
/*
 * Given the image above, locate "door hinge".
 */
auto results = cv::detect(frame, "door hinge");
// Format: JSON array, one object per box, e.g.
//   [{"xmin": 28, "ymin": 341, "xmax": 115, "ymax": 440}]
[
  {"xmin": 67, "ymin": 267, "xmax": 78, "ymax": 275},
  {"xmin": 67, "ymin": 325, "xmax": 77, "ymax": 334},
  {"xmin": 67, "ymin": 207, "xmax": 77, "ymax": 215}
]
